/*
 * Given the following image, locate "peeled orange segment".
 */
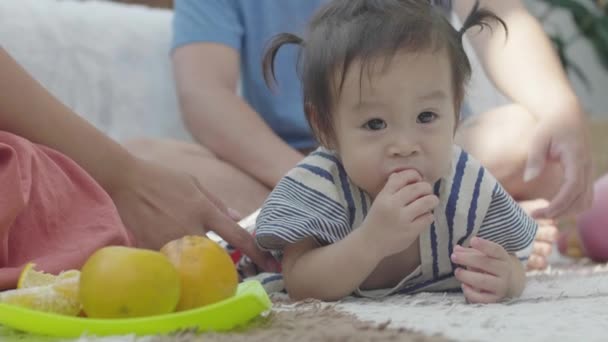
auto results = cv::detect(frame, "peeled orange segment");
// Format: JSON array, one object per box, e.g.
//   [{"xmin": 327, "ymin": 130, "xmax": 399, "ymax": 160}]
[
  {"xmin": 0, "ymin": 276, "xmax": 81, "ymax": 316},
  {"xmin": 17, "ymin": 263, "xmax": 53, "ymax": 289},
  {"xmin": 17, "ymin": 263, "xmax": 80, "ymax": 289}
]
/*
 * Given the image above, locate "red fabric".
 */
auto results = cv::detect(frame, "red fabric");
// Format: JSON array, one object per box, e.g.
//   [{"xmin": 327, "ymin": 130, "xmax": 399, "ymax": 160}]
[{"xmin": 0, "ymin": 131, "xmax": 133, "ymax": 290}]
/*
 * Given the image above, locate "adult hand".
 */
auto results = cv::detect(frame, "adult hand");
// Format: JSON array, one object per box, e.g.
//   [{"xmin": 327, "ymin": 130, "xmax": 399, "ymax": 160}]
[
  {"xmin": 110, "ymin": 157, "xmax": 280, "ymax": 272},
  {"xmin": 523, "ymin": 111, "xmax": 593, "ymax": 219}
]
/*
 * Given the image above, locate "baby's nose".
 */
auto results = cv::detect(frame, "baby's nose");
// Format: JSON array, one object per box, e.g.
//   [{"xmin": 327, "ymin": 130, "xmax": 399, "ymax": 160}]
[{"xmin": 388, "ymin": 136, "xmax": 419, "ymax": 157}]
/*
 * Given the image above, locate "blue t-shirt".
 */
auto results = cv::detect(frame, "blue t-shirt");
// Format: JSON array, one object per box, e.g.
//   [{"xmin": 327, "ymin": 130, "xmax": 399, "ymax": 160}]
[
  {"xmin": 172, "ymin": 0, "xmax": 454, "ymax": 150},
  {"xmin": 172, "ymin": 0, "xmax": 327, "ymax": 149}
]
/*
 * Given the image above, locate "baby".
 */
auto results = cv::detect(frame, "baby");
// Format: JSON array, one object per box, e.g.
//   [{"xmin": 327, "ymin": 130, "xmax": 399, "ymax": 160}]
[{"xmin": 248, "ymin": 0, "xmax": 537, "ymax": 304}]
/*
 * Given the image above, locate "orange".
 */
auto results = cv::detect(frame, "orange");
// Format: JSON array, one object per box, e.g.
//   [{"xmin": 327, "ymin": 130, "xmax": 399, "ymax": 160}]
[
  {"xmin": 17, "ymin": 263, "xmax": 54, "ymax": 289},
  {"xmin": 79, "ymin": 246, "xmax": 180, "ymax": 318},
  {"xmin": 18, "ymin": 263, "xmax": 80, "ymax": 289},
  {"xmin": 0, "ymin": 264, "xmax": 81, "ymax": 316},
  {"xmin": 161, "ymin": 235, "xmax": 238, "ymax": 311}
]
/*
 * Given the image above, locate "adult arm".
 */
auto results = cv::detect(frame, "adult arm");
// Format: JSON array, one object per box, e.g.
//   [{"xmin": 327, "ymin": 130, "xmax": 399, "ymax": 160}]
[
  {"xmin": 0, "ymin": 48, "xmax": 278, "ymax": 271},
  {"xmin": 172, "ymin": 43, "xmax": 303, "ymax": 188},
  {"xmin": 454, "ymin": 0, "xmax": 593, "ymax": 218}
]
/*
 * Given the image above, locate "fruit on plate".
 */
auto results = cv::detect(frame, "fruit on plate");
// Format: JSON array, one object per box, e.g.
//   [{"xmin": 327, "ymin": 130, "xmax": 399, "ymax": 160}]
[
  {"xmin": 79, "ymin": 246, "xmax": 180, "ymax": 318},
  {"xmin": 0, "ymin": 263, "xmax": 80, "ymax": 316},
  {"xmin": 161, "ymin": 235, "xmax": 238, "ymax": 311}
]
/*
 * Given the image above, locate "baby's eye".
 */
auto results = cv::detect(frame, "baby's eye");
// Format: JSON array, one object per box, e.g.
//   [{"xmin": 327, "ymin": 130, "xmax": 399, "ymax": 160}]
[
  {"xmin": 363, "ymin": 118, "xmax": 387, "ymax": 130},
  {"xmin": 417, "ymin": 111, "xmax": 438, "ymax": 124}
]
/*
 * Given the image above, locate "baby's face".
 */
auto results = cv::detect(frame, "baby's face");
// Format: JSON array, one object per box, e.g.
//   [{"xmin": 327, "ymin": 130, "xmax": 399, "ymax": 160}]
[{"xmin": 332, "ymin": 49, "xmax": 456, "ymax": 199}]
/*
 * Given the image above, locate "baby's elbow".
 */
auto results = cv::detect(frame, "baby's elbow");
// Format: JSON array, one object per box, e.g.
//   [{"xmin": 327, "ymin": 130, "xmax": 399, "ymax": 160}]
[
  {"xmin": 286, "ymin": 288, "xmax": 311, "ymax": 301},
  {"xmin": 286, "ymin": 287, "xmax": 345, "ymax": 302},
  {"xmin": 283, "ymin": 274, "xmax": 314, "ymax": 301},
  {"xmin": 283, "ymin": 275, "xmax": 345, "ymax": 302}
]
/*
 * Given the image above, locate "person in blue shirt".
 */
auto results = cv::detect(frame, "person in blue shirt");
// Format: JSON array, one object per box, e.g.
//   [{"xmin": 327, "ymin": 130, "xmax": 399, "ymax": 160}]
[{"xmin": 128, "ymin": 0, "xmax": 592, "ymax": 271}]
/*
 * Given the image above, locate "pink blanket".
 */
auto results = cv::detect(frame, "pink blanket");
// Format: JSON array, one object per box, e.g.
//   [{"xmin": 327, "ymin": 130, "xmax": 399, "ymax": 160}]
[{"xmin": 0, "ymin": 131, "xmax": 133, "ymax": 290}]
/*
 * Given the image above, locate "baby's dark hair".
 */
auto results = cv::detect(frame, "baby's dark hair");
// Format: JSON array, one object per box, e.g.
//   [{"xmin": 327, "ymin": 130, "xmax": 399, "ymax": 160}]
[{"xmin": 263, "ymin": 0, "xmax": 507, "ymax": 146}]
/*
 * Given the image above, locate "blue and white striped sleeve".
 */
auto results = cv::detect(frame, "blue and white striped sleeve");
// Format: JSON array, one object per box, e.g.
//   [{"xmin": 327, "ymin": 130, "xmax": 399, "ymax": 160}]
[
  {"xmin": 254, "ymin": 174, "xmax": 350, "ymax": 253},
  {"xmin": 477, "ymin": 183, "xmax": 538, "ymax": 259}
]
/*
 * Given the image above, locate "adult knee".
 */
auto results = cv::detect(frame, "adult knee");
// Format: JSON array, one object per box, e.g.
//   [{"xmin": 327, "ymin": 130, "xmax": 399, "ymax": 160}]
[
  {"xmin": 123, "ymin": 138, "xmax": 216, "ymax": 161},
  {"xmin": 459, "ymin": 104, "xmax": 535, "ymax": 180}
]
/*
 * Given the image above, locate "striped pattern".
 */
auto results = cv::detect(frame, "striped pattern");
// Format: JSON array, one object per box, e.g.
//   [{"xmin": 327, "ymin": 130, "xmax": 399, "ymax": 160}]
[
  {"xmin": 477, "ymin": 185, "xmax": 538, "ymax": 258},
  {"xmin": 256, "ymin": 148, "xmax": 370, "ymax": 250},
  {"xmin": 254, "ymin": 145, "xmax": 537, "ymax": 297}
]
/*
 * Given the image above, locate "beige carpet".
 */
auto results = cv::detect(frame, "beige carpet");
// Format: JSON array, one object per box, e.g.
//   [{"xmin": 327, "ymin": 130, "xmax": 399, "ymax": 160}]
[{"xmin": 336, "ymin": 257, "xmax": 608, "ymax": 342}]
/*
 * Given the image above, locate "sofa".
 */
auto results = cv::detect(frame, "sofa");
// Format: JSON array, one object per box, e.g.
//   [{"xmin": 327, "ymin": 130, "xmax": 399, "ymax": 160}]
[{"xmin": 0, "ymin": 0, "xmax": 191, "ymax": 143}]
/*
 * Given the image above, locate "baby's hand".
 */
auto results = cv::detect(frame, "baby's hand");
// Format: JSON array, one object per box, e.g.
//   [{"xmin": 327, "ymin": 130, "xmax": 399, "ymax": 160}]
[
  {"xmin": 363, "ymin": 170, "xmax": 439, "ymax": 258},
  {"xmin": 451, "ymin": 237, "xmax": 515, "ymax": 304}
]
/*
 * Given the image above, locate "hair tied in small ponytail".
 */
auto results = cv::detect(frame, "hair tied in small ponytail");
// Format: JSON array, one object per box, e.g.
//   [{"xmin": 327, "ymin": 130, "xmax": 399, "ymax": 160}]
[
  {"xmin": 263, "ymin": 33, "xmax": 305, "ymax": 90},
  {"xmin": 458, "ymin": 0, "xmax": 508, "ymax": 42}
]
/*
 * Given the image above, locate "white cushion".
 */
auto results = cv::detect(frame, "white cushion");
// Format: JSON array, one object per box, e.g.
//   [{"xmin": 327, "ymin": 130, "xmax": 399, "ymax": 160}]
[{"xmin": 0, "ymin": 0, "xmax": 191, "ymax": 142}]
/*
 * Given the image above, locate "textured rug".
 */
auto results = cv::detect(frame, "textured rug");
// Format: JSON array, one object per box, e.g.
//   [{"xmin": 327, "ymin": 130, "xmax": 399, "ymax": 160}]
[{"xmin": 337, "ymin": 257, "xmax": 608, "ymax": 342}]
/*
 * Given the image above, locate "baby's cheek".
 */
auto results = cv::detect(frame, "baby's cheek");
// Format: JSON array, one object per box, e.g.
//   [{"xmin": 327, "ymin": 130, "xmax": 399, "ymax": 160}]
[
  {"xmin": 429, "ymin": 158, "xmax": 452, "ymax": 183},
  {"xmin": 363, "ymin": 173, "xmax": 384, "ymax": 199},
  {"xmin": 347, "ymin": 167, "xmax": 375, "ymax": 195},
  {"xmin": 441, "ymin": 149, "xmax": 454, "ymax": 172}
]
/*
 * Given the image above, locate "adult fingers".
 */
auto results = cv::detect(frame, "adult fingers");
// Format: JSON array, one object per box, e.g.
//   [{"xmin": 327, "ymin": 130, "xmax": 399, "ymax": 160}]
[
  {"xmin": 196, "ymin": 182, "xmax": 280, "ymax": 272},
  {"xmin": 202, "ymin": 202, "xmax": 280, "ymax": 272},
  {"xmin": 536, "ymin": 147, "xmax": 584, "ymax": 218},
  {"xmin": 523, "ymin": 128, "xmax": 550, "ymax": 184},
  {"xmin": 193, "ymin": 176, "xmax": 233, "ymax": 217}
]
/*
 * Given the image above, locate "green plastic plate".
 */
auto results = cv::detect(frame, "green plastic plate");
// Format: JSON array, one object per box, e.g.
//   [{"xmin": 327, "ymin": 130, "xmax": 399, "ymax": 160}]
[{"xmin": 0, "ymin": 280, "xmax": 271, "ymax": 338}]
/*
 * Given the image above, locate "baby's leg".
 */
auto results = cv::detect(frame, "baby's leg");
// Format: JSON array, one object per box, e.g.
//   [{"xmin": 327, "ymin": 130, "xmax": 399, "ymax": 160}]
[{"xmin": 455, "ymin": 104, "xmax": 562, "ymax": 270}]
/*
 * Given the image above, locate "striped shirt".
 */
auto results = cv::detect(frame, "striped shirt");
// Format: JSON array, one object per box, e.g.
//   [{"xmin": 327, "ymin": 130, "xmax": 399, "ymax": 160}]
[{"xmin": 255, "ymin": 145, "xmax": 537, "ymax": 297}]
